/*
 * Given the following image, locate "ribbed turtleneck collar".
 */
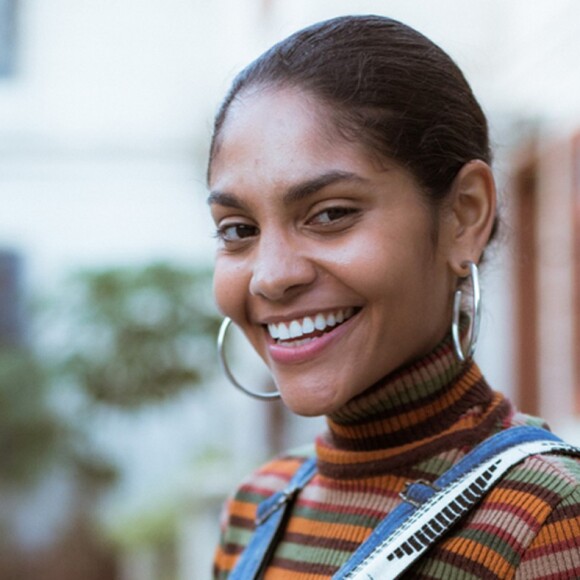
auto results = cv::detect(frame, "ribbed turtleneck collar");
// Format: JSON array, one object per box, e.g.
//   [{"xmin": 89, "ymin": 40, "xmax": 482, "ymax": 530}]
[{"xmin": 316, "ymin": 334, "xmax": 510, "ymax": 479}]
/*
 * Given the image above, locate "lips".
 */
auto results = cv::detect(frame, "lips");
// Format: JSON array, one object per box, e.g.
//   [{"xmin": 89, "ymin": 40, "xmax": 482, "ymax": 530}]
[
  {"xmin": 266, "ymin": 307, "xmax": 357, "ymax": 346},
  {"xmin": 264, "ymin": 306, "xmax": 361, "ymax": 366}
]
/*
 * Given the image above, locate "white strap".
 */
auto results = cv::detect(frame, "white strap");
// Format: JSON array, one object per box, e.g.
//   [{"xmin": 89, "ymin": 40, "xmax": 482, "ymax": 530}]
[{"xmin": 344, "ymin": 440, "xmax": 577, "ymax": 579}]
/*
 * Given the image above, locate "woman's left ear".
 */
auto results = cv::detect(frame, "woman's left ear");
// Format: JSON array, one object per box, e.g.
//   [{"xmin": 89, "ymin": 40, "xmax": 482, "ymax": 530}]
[{"xmin": 446, "ymin": 160, "xmax": 496, "ymax": 275}]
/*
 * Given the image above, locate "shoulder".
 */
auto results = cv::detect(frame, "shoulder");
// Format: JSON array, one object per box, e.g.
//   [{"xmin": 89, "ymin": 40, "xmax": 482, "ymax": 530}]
[
  {"xmin": 498, "ymin": 412, "xmax": 580, "ymax": 499},
  {"xmin": 462, "ymin": 418, "xmax": 580, "ymax": 524},
  {"xmin": 512, "ymin": 453, "xmax": 580, "ymax": 578},
  {"xmin": 420, "ymin": 438, "xmax": 580, "ymax": 578},
  {"xmin": 494, "ymin": 411, "xmax": 580, "ymax": 502},
  {"xmin": 483, "ymin": 439, "xmax": 580, "ymax": 575},
  {"xmin": 501, "ymin": 407, "xmax": 551, "ymax": 431},
  {"xmin": 489, "ymin": 418, "xmax": 580, "ymax": 517},
  {"xmin": 220, "ymin": 445, "xmax": 315, "ymax": 532},
  {"xmin": 234, "ymin": 443, "xmax": 316, "ymax": 503},
  {"xmin": 213, "ymin": 446, "xmax": 314, "ymax": 577},
  {"xmin": 505, "ymin": 449, "xmax": 580, "ymax": 493}
]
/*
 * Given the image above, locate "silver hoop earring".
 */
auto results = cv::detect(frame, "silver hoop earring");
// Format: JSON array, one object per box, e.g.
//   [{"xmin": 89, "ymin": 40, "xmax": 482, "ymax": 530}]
[
  {"xmin": 217, "ymin": 317, "xmax": 281, "ymax": 400},
  {"xmin": 452, "ymin": 261, "xmax": 481, "ymax": 363}
]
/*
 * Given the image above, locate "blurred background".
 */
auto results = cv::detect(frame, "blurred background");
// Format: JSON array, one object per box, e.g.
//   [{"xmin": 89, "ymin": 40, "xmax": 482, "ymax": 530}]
[{"xmin": 1, "ymin": 0, "xmax": 580, "ymax": 578}]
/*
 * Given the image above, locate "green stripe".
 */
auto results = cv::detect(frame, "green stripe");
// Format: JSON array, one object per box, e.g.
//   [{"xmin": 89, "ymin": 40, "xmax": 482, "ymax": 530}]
[
  {"xmin": 415, "ymin": 557, "xmax": 483, "ymax": 579},
  {"xmin": 275, "ymin": 540, "xmax": 350, "ymax": 567},
  {"xmin": 292, "ymin": 504, "xmax": 381, "ymax": 528},
  {"xmin": 236, "ymin": 489, "xmax": 271, "ymax": 504},
  {"xmin": 415, "ymin": 455, "xmax": 456, "ymax": 477},
  {"xmin": 225, "ymin": 526, "xmax": 253, "ymax": 547},
  {"xmin": 502, "ymin": 464, "xmax": 575, "ymax": 496}
]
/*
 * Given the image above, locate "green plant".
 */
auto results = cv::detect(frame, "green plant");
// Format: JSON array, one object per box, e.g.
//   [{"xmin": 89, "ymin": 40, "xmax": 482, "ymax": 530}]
[
  {"xmin": 0, "ymin": 349, "xmax": 61, "ymax": 487},
  {"xmin": 58, "ymin": 263, "xmax": 220, "ymax": 408}
]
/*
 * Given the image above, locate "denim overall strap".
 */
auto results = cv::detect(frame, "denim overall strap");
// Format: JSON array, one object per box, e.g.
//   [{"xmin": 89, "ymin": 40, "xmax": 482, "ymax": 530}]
[
  {"xmin": 336, "ymin": 426, "xmax": 580, "ymax": 579},
  {"xmin": 228, "ymin": 456, "xmax": 317, "ymax": 580}
]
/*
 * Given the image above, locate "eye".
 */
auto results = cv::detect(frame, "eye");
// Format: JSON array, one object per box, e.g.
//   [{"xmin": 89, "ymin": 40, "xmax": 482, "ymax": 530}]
[
  {"xmin": 308, "ymin": 206, "xmax": 358, "ymax": 225},
  {"xmin": 216, "ymin": 223, "xmax": 259, "ymax": 243}
]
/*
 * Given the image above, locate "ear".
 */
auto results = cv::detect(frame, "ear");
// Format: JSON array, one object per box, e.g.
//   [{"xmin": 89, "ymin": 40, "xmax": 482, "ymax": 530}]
[{"xmin": 446, "ymin": 160, "xmax": 496, "ymax": 276}]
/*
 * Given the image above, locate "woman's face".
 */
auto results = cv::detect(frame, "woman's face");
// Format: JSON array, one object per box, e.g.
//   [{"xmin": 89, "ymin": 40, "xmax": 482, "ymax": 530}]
[{"xmin": 209, "ymin": 88, "xmax": 457, "ymax": 416}]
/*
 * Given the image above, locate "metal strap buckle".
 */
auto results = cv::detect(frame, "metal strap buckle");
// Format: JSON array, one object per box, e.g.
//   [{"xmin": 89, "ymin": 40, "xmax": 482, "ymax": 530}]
[
  {"xmin": 255, "ymin": 486, "xmax": 298, "ymax": 525},
  {"xmin": 399, "ymin": 479, "xmax": 441, "ymax": 508}
]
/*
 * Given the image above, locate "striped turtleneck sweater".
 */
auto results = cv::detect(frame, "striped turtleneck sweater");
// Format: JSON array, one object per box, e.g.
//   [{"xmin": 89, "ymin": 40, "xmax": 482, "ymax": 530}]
[{"xmin": 213, "ymin": 337, "xmax": 580, "ymax": 578}]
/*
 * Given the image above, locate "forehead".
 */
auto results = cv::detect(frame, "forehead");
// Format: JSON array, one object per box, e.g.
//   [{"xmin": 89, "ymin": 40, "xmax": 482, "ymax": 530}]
[
  {"xmin": 216, "ymin": 86, "xmax": 330, "ymax": 152},
  {"xmin": 208, "ymin": 87, "xmax": 370, "ymax": 191}
]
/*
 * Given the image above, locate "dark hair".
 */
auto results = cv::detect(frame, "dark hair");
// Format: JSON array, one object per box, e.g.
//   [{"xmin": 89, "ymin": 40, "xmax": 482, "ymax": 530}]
[{"xmin": 208, "ymin": 14, "xmax": 495, "ymax": 237}]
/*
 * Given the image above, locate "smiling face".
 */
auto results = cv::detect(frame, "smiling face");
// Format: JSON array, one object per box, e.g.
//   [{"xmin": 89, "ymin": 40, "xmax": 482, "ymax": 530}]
[{"xmin": 208, "ymin": 87, "xmax": 457, "ymax": 416}]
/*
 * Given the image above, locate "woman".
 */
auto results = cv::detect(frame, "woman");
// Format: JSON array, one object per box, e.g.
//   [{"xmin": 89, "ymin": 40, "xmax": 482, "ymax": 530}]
[{"xmin": 207, "ymin": 15, "xmax": 580, "ymax": 579}]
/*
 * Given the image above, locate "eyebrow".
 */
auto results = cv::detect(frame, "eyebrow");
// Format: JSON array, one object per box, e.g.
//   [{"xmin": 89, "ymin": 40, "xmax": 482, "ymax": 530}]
[
  {"xmin": 206, "ymin": 190, "xmax": 244, "ymax": 209},
  {"xmin": 207, "ymin": 170, "xmax": 367, "ymax": 209}
]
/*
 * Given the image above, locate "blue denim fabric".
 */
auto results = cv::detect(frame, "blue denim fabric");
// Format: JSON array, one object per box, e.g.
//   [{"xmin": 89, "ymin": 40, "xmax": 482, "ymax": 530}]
[
  {"xmin": 228, "ymin": 426, "xmax": 564, "ymax": 580},
  {"xmin": 333, "ymin": 426, "xmax": 563, "ymax": 578},
  {"xmin": 228, "ymin": 457, "xmax": 317, "ymax": 579}
]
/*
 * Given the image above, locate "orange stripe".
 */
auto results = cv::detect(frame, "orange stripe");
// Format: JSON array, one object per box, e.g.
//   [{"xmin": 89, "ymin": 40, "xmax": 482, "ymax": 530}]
[
  {"xmin": 526, "ymin": 516, "xmax": 580, "ymax": 548},
  {"xmin": 486, "ymin": 486, "xmax": 551, "ymax": 520},
  {"xmin": 214, "ymin": 548, "xmax": 238, "ymax": 571},
  {"xmin": 329, "ymin": 382, "xmax": 468, "ymax": 437},
  {"xmin": 319, "ymin": 394, "xmax": 504, "ymax": 465},
  {"xmin": 318, "ymin": 431, "xmax": 443, "ymax": 464},
  {"xmin": 441, "ymin": 535, "xmax": 514, "ymax": 576},
  {"xmin": 328, "ymin": 366, "xmax": 484, "ymax": 439},
  {"xmin": 265, "ymin": 568, "xmax": 328, "ymax": 580},
  {"xmin": 286, "ymin": 516, "xmax": 370, "ymax": 543},
  {"xmin": 259, "ymin": 458, "xmax": 306, "ymax": 477},
  {"xmin": 228, "ymin": 499, "xmax": 257, "ymax": 520}
]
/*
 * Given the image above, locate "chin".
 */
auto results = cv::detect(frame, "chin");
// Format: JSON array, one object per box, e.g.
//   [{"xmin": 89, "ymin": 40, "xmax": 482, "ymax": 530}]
[{"xmin": 278, "ymin": 382, "xmax": 348, "ymax": 417}]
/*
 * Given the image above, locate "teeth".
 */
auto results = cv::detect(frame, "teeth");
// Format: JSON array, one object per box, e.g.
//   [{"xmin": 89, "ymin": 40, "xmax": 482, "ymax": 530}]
[
  {"xmin": 314, "ymin": 313, "xmax": 326, "ymax": 331},
  {"xmin": 266, "ymin": 308, "xmax": 357, "ymax": 342},
  {"xmin": 278, "ymin": 323, "xmax": 290, "ymax": 340},
  {"xmin": 289, "ymin": 320, "xmax": 302, "ymax": 338},
  {"xmin": 269, "ymin": 323, "xmax": 279, "ymax": 339}
]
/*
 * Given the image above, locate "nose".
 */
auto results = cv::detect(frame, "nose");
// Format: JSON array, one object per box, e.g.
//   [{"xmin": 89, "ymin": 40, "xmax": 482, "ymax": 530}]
[{"xmin": 249, "ymin": 234, "xmax": 317, "ymax": 301}]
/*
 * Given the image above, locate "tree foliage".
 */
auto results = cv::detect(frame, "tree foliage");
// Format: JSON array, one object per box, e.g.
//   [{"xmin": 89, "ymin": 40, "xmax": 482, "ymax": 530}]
[
  {"xmin": 58, "ymin": 263, "xmax": 220, "ymax": 408},
  {"xmin": 0, "ymin": 349, "xmax": 61, "ymax": 486}
]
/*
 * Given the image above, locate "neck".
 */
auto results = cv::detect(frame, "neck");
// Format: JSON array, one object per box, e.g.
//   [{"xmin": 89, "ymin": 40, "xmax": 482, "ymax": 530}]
[{"xmin": 316, "ymin": 334, "xmax": 510, "ymax": 479}]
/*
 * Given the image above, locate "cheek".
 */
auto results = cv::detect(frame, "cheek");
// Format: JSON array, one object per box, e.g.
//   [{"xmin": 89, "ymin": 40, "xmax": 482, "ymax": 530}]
[
  {"xmin": 321, "ymin": 231, "xmax": 415, "ymax": 292},
  {"xmin": 328, "ymin": 227, "xmax": 441, "ymax": 310},
  {"xmin": 212, "ymin": 258, "xmax": 248, "ymax": 320}
]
